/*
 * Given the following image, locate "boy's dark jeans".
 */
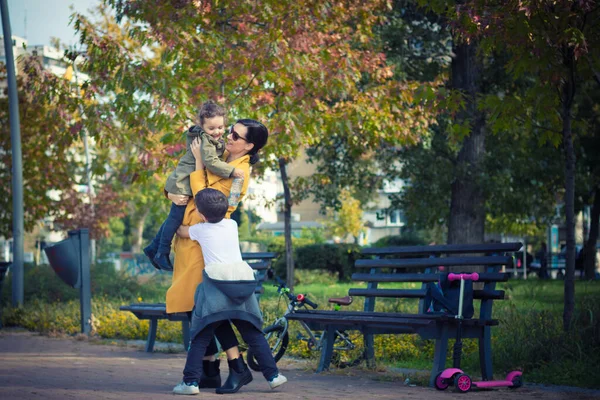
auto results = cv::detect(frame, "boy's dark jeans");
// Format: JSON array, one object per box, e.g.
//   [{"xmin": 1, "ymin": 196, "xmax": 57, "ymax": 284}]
[
  {"xmin": 151, "ymin": 203, "xmax": 187, "ymax": 254},
  {"xmin": 185, "ymin": 312, "xmax": 239, "ymax": 356},
  {"xmin": 184, "ymin": 320, "xmax": 278, "ymax": 384}
]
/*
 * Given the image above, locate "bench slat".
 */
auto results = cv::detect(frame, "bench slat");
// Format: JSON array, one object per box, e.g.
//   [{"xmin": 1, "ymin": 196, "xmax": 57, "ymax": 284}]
[
  {"xmin": 287, "ymin": 310, "xmax": 498, "ymax": 326},
  {"xmin": 355, "ymin": 256, "xmax": 513, "ymax": 269},
  {"xmin": 286, "ymin": 313, "xmax": 435, "ymax": 327},
  {"xmin": 348, "ymin": 288, "xmax": 427, "ymax": 298},
  {"xmin": 351, "ymin": 272, "xmax": 510, "ymax": 283},
  {"xmin": 242, "ymin": 252, "xmax": 277, "ymax": 260},
  {"xmin": 348, "ymin": 288, "xmax": 505, "ymax": 300},
  {"xmin": 360, "ymin": 242, "xmax": 522, "ymax": 256},
  {"xmin": 247, "ymin": 261, "xmax": 270, "ymax": 270}
]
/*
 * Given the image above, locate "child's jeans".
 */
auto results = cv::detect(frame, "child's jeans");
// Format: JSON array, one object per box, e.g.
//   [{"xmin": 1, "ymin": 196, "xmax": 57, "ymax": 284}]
[
  {"xmin": 183, "ymin": 320, "xmax": 278, "ymax": 383},
  {"xmin": 151, "ymin": 203, "xmax": 187, "ymax": 254}
]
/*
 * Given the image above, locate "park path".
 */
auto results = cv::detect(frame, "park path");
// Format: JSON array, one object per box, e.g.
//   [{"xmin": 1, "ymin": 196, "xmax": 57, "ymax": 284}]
[{"xmin": 0, "ymin": 329, "xmax": 598, "ymax": 400}]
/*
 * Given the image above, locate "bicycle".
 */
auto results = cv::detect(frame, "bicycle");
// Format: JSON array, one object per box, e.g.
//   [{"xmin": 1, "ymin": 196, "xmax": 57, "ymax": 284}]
[{"xmin": 247, "ymin": 276, "xmax": 361, "ymax": 372}]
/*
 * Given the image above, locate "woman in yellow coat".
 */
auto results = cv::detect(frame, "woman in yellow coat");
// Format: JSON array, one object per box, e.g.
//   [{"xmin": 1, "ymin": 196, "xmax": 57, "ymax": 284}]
[{"xmin": 166, "ymin": 119, "xmax": 268, "ymax": 394}]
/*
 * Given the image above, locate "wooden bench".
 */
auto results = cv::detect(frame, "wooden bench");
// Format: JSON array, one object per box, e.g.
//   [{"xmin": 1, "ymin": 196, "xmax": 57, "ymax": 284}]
[
  {"xmin": 286, "ymin": 242, "xmax": 521, "ymax": 387},
  {"xmin": 120, "ymin": 252, "xmax": 277, "ymax": 352}
]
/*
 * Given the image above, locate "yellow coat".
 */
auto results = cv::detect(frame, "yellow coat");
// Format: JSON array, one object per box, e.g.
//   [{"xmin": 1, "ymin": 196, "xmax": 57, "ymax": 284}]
[{"xmin": 166, "ymin": 154, "xmax": 250, "ymax": 314}]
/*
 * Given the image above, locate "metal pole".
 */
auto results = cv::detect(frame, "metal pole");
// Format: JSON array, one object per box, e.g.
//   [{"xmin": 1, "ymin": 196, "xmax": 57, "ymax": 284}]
[
  {"xmin": 72, "ymin": 57, "xmax": 96, "ymax": 263},
  {"xmin": 1, "ymin": 0, "xmax": 24, "ymax": 306},
  {"xmin": 73, "ymin": 229, "xmax": 92, "ymax": 334},
  {"xmin": 523, "ymin": 239, "xmax": 528, "ymax": 280}
]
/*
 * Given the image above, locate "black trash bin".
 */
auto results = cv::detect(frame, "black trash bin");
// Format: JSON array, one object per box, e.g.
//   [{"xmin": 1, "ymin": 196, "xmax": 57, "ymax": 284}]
[
  {"xmin": 44, "ymin": 229, "xmax": 92, "ymax": 334},
  {"xmin": 0, "ymin": 262, "xmax": 11, "ymax": 329}
]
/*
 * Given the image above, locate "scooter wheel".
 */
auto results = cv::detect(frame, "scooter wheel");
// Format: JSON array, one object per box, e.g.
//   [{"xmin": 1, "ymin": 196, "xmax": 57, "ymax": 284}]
[
  {"xmin": 434, "ymin": 373, "xmax": 449, "ymax": 390},
  {"xmin": 509, "ymin": 375, "xmax": 523, "ymax": 389},
  {"xmin": 454, "ymin": 373, "xmax": 472, "ymax": 393}
]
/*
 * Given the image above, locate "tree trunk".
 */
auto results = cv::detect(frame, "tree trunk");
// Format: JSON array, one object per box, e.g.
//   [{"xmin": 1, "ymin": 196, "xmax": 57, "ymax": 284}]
[
  {"xmin": 130, "ymin": 209, "xmax": 150, "ymax": 254},
  {"xmin": 447, "ymin": 39, "xmax": 486, "ymax": 245},
  {"xmin": 562, "ymin": 46, "xmax": 576, "ymax": 332},
  {"xmin": 583, "ymin": 186, "xmax": 599, "ymax": 280},
  {"xmin": 279, "ymin": 157, "xmax": 295, "ymax": 290}
]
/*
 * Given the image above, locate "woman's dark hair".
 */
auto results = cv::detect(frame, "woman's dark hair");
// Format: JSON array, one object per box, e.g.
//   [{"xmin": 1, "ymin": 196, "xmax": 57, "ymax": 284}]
[
  {"xmin": 237, "ymin": 118, "xmax": 268, "ymax": 165},
  {"xmin": 194, "ymin": 188, "xmax": 229, "ymax": 223},
  {"xmin": 198, "ymin": 100, "xmax": 226, "ymax": 126}
]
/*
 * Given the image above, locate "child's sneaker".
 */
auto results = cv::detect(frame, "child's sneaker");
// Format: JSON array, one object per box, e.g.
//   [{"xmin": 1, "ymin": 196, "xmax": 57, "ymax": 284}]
[
  {"xmin": 268, "ymin": 374, "xmax": 287, "ymax": 389},
  {"xmin": 173, "ymin": 380, "xmax": 199, "ymax": 395}
]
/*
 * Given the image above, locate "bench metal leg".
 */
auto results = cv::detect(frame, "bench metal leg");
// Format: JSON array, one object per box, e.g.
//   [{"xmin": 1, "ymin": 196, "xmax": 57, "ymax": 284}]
[
  {"xmin": 363, "ymin": 332, "xmax": 376, "ymax": 369},
  {"xmin": 479, "ymin": 326, "xmax": 493, "ymax": 380},
  {"xmin": 146, "ymin": 318, "xmax": 158, "ymax": 352},
  {"xmin": 182, "ymin": 319, "xmax": 190, "ymax": 351},
  {"xmin": 430, "ymin": 325, "xmax": 449, "ymax": 387},
  {"xmin": 316, "ymin": 327, "xmax": 336, "ymax": 373}
]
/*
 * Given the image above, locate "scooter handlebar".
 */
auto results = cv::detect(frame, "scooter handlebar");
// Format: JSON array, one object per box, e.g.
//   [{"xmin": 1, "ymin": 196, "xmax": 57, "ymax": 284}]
[{"xmin": 448, "ymin": 272, "xmax": 479, "ymax": 282}]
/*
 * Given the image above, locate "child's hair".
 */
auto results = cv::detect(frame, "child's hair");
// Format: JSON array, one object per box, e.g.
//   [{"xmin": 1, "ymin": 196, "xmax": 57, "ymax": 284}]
[
  {"xmin": 198, "ymin": 100, "xmax": 226, "ymax": 126},
  {"xmin": 195, "ymin": 188, "xmax": 229, "ymax": 223}
]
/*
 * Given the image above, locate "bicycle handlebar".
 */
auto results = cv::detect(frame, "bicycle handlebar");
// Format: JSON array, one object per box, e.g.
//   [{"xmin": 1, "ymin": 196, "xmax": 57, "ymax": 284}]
[
  {"xmin": 272, "ymin": 275, "xmax": 318, "ymax": 308},
  {"xmin": 303, "ymin": 297, "xmax": 318, "ymax": 309},
  {"xmin": 448, "ymin": 272, "xmax": 479, "ymax": 282}
]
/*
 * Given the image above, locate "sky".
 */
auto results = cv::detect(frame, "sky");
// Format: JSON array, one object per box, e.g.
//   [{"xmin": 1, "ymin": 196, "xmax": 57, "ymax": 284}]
[{"xmin": 4, "ymin": 0, "xmax": 99, "ymax": 47}]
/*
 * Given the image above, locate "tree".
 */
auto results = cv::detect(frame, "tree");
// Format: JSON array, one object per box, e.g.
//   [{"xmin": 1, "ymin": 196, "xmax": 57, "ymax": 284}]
[
  {"xmin": 323, "ymin": 189, "xmax": 365, "ymax": 243},
  {"xmin": 450, "ymin": 0, "xmax": 600, "ymax": 330},
  {"xmin": 0, "ymin": 54, "xmax": 124, "ymax": 240},
  {"xmin": 576, "ymin": 81, "xmax": 600, "ymax": 279},
  {"xmin": 75, "ymin": 0, "xmax": 436, "ymax": 289}
]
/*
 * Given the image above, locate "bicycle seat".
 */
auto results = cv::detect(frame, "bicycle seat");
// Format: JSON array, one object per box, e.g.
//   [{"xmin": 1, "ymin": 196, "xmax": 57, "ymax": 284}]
[{"xmin": 328, "ymin": 296, "xmax": 353, "ymax": 306}]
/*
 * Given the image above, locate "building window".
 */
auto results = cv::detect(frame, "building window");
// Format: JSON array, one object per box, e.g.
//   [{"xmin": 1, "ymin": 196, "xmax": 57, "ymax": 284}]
[{"xmin": 388, "ymin": 210, "xmax": 403, "ymax": 226}]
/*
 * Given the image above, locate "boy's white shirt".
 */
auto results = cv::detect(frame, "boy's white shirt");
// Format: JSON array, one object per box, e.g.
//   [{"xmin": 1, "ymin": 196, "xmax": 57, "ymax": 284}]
[{"xmin": 188, "ymin": 219, "xmax": 255, "ymax": 281}]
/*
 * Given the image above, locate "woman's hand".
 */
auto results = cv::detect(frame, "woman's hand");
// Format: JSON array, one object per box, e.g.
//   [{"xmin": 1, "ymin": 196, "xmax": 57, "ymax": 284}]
[
  {"xmin": 191, "ymin": 137, "xmax": 205, "ymax": 171},
  {"xmin": 167, "ymin": 192, "xmax": 190, "ymax": 206},
  {"xmin": 191, "ymin": 137, "xmax": 202, "ymax": 160}
]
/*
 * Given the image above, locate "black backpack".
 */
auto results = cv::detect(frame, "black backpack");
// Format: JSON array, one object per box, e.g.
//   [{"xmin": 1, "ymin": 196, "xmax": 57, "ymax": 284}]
[{"xmin": 425, "ymin": 273, "xmax": 474, "ymax": 318}]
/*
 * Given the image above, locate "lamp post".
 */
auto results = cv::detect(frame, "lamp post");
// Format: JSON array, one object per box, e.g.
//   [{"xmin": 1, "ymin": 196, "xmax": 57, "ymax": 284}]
[{"xmin": 1, "ymin": 0, "xmax": 24, "ymax": 306}]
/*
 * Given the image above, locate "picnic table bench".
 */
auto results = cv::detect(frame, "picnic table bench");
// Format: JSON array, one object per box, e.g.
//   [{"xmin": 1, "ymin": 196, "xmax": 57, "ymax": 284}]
[
  {"xmin": 120, "ymin": 252, "xmax": 276, "ymax": 352},
  {"xmin": 286, "ymin": 242, "xmax": 522, "ymax": 387}
]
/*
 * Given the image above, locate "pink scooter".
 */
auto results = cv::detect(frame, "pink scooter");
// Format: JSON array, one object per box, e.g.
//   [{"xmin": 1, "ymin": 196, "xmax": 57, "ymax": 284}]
[{"xmin": 434, "ymin": 272, "xmax": 523, "ymax": 393}]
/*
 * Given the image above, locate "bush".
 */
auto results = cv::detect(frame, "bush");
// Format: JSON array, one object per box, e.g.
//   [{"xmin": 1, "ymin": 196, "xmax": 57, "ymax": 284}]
[
  {"xmin": 1, "ymin": 262, "xmax": 170, "ymax": 305},
  {"xmin": 294, "ymin": 243, "xmax": 361, "ymax": 281},
  {"xmin": 372, "ymin": 235, "xmax": 427, "ymax": 248}
]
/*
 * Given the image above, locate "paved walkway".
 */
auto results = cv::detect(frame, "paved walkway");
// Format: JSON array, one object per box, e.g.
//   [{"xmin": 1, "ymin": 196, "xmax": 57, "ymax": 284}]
[{"xmin": 0, "ymin": 329, "xmax": 598, "ymax": 400}]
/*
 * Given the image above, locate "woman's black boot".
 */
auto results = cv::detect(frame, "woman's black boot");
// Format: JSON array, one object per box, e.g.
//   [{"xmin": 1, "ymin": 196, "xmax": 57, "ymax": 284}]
[
  {"xmin": 215, "ymin": 355, "xmax": 253, "ymax": 394},
  {"xmin": 199, "ymin": 359, "xmax": 221, "ymax": 389}
]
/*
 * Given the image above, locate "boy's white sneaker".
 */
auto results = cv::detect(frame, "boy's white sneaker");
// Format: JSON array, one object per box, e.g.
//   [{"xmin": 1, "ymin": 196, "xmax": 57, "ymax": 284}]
[
  {"xmin": 268, "ymin": 374, "xmax": 287, "ymax": 389},
  {"xmin": 173, "ymin": 380, "xmax": 200, "ymax": 395}
]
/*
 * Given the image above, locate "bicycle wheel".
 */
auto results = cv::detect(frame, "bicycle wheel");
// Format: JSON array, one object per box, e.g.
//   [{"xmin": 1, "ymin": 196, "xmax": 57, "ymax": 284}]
[{"xmin": 247, "ymin": 324, "xmax": 289, "ymax": 372}]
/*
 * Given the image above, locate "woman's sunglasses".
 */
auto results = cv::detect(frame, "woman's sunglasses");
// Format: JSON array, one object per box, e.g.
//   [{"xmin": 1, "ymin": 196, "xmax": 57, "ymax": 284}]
[{"xmin": 230, "ymin": 126, "xmax": 249, "ymax": 142}]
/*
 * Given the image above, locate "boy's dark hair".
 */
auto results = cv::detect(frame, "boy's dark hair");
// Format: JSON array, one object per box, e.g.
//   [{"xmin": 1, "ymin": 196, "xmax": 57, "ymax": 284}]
[
  {"xmin": 195, "ymin": 188, "xmax": 229, "ymax": 223},
  {"xmin": 198, "ymin": 100, "xmax": 226, "ymax": 126}
]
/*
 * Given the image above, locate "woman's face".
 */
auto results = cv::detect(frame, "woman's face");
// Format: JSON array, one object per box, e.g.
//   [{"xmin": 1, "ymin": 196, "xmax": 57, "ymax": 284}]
[{"xmin": 226, "ymin": 123, "xmax": 254, "ymax": 155}]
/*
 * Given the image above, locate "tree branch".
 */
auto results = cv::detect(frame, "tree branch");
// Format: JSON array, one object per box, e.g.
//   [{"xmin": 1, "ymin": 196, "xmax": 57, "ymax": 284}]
[
  {"xmin": 585, "ymin": 55, "xmax": 600, "ymax": 87},
  {"xmin": 513, "ymin": 116, "xmax": 562, "ymax": 134}
]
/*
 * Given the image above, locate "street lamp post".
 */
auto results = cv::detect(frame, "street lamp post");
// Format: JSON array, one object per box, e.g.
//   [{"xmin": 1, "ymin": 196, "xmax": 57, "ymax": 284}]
[{"xmin": 1, "ymin": 0, "xmax": 24, "ymax": 306}]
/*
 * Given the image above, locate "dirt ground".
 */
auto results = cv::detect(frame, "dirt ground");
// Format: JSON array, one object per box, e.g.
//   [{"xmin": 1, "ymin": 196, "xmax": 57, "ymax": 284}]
[{"xmin": 0, "ymin": 329, "xmax": 598, "ymax": 400}]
